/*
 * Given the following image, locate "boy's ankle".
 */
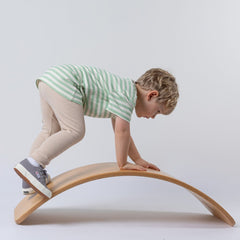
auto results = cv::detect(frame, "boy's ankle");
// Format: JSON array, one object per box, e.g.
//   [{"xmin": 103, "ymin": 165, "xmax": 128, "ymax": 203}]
[{"xmin": 27, "ymin": 157, "xmax": 40, "ymax": 167}]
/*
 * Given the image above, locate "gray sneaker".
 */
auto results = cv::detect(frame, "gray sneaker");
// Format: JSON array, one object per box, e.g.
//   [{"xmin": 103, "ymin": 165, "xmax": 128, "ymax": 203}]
[
  {"xmin": 22, "ymin": 173, "xmax": 51, "ymax": 195},
  {"xmin": 14, "ymin": 159, "xmax": 52, "ymax": 198}
]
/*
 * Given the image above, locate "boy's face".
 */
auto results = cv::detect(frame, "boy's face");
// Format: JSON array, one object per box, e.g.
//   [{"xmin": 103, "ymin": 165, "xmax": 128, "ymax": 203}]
[{"xmin": 135, "ymin": 90, "xmax": 166, "ymax": 119}]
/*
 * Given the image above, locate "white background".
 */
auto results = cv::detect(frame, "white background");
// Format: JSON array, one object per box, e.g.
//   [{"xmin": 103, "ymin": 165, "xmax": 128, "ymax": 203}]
[{"xmin": 1, "ymin": 0, "xmax": 239, "ymax": 239}]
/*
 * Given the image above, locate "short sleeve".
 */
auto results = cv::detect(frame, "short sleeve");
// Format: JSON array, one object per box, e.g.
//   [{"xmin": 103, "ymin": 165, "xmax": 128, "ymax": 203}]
[{"xmin": 106, "ymin": 91, "xmax": 135, "ymax": 122}]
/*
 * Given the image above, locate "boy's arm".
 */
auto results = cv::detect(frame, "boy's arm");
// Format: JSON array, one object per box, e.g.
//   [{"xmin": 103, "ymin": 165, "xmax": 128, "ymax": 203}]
[
  {"xmin": 112, "ymin": 117, "xmax": 147, "ymax": 171},
  {"xmin": 128, "ymin": 136, "xmax": 142, "ymax": 163},
  {"xmin": 111, "ymin": 118, "xmax": 160, "ymax": 171},
  {"xmin": 111, "ymin": 118, "xmax": 140, "ymax": 162}
]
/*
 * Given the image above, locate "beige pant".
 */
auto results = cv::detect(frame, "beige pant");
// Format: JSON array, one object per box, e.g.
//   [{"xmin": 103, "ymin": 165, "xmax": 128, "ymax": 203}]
[{"xmin": 29, "ymin": 81, "xmax": 85, "ymax": 167}]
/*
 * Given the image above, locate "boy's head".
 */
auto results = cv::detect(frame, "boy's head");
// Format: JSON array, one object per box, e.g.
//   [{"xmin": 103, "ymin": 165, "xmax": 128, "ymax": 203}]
[{"xmin": 135, "ymin": 68, "xmax": 179, "ymax": 119}]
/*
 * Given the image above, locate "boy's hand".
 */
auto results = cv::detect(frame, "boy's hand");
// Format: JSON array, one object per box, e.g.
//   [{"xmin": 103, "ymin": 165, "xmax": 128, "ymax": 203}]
[
  {"xmin": 134, "ymin": 158, "xmax": 160, "ymax": 171},
  {"xmin": 120, "ymin": 162, "xmax": 148, "ymax": 171}
]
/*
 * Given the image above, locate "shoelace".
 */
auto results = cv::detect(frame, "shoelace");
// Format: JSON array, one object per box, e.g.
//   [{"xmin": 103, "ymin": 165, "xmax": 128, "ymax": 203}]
[{"xmin": 39, "ymin": 167, "xmax": 48, "ymax": 178}]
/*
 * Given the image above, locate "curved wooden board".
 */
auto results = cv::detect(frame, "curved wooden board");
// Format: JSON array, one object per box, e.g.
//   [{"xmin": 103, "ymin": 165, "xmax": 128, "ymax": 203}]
[{"xmin": 14, "ymin": 162, "xmax": 235, "ymax": 226}]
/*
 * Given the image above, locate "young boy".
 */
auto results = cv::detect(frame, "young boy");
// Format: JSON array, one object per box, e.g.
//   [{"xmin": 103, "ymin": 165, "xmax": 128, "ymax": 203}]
[{"xmin": 14, "ymin": 64, "xmax": 179, "ymax": 199}]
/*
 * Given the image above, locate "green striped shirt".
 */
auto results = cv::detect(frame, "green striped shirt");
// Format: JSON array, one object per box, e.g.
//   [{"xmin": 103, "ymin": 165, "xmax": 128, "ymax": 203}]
[{"xmin": 36, "ymin": 64, "xmax": 137, "ymax": 122}]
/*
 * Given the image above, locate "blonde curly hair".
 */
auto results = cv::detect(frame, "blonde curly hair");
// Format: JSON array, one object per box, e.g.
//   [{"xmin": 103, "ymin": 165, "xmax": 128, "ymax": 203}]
[{"xmin": 135, "ymin": 68, "xmax": 179, "ymax": 115}]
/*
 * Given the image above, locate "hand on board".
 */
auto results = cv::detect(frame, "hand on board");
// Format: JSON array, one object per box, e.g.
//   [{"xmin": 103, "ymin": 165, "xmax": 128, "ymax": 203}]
[
  {"xmin": 134, "ymin": 158, "xmax": 160, "ymax": 171},
  {"xmin": 120, "ymin": 162, "xmax": 148, "ymax": 171}
]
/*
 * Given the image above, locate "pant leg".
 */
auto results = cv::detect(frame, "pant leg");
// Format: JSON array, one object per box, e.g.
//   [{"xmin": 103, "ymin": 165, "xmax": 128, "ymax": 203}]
[
  {"xmin": 30, "ymin": 81, "xmax": 85, "ymax": 167},
  {"xmin": 29, "ymin": 93, "xmax": 61, "ymax": 156}
]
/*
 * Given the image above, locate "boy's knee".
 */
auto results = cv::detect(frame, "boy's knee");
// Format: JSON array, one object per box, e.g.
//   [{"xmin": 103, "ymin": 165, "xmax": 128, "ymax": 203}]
[
  {"xmin": 42, "ymin": 122, "xmax": 61, "ymax": 136},
  {"xmin": 71, "ymin": 127, "xmax": 85, "ymax": 143}
]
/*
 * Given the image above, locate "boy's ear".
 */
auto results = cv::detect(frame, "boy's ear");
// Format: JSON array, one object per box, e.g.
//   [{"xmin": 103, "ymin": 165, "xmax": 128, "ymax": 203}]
[{"xmin": 147, "ymin": 90, "xmax": 159, "ymax": 100}]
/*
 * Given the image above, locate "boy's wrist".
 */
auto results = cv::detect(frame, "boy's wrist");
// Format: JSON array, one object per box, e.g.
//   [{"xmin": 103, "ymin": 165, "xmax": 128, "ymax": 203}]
[{"xmin": 131, "ymin": 156, "xmax": 142, "ymax": 163}]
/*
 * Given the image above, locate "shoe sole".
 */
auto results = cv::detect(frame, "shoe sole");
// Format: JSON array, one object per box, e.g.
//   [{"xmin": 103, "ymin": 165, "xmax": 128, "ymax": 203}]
[
  {"xmin": 22, "ymin": 187, "xmax": 35, "ymax": 195},
  {"xmin": 14, "ymin": 164, "xmax": 52, "ymax": 199},
  {"xmin": 22, "ymin": 175, "xmax": 51, "ymax": 195}
]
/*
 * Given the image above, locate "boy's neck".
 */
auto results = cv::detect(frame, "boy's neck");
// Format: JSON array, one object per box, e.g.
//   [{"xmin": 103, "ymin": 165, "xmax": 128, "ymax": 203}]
[{"xmin": 135, "ymin": 83, "xmax": 147, "ymax": 100}]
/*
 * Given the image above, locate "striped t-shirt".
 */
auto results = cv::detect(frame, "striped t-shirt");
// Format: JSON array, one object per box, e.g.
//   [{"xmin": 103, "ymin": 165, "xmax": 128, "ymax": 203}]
[{"xmin": 36, "ymin": 64, "xmax": 137, "ymax": 122}]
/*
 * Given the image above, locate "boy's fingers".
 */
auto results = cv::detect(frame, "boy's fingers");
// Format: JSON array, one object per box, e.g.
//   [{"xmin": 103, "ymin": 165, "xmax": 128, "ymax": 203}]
[
  {"xmin": 136, "ymin": 166, "xmax": 147, "ymax": 171},
  {"xmin": 148, "ymin": 163, "xmax": 160, "ymax": 171},
  {"xmin": 130, "ymin": 165, "xmax": 146, "ymax": 171},
  {"xmin": 120, "ymin": 163, "xmax": 148, "ymax": 171}
]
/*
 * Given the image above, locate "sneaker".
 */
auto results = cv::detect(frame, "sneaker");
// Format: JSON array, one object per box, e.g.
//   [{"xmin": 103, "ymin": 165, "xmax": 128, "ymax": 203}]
[
  {"xmin": 14, "ymin": 159, "xmax": 52, "ymax": 198},
  {"xmin": 22, "ymin": 173, "xmax": 51, "ymax": 195}
]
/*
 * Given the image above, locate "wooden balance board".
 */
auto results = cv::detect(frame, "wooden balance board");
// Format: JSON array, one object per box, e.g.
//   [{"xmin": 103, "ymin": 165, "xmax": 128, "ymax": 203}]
[{"xmin": 14, "ymin": 162, "xmax": 235, "ymax": 226}]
